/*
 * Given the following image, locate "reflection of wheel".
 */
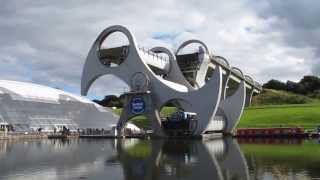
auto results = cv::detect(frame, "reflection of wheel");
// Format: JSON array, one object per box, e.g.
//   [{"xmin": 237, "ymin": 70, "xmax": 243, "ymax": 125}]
[
  {"xmin": 189, "ymin": 120, "xmax": 198, "ymax": 135},
  {"xmin": 130, "ymin": 72, "xmax": 150, "ymax": 92}
]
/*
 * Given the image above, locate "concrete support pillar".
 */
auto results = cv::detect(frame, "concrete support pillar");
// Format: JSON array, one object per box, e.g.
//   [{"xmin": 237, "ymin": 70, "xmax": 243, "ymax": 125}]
[{"xmin": 245, "ymin": 88, "xmax": 254, "ymax": 107}]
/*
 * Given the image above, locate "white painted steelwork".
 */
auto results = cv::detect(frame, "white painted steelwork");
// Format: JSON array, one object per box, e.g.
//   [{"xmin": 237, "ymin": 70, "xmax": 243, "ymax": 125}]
[{"xmin": 81, "ymin": 25, "xmax": 261, "ymax": 136}]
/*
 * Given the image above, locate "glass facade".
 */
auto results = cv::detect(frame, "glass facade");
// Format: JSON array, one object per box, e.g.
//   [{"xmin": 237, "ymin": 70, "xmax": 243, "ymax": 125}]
[{"xmin": 0, "ymin": 82, "xmax": 118, "ymax": 132}]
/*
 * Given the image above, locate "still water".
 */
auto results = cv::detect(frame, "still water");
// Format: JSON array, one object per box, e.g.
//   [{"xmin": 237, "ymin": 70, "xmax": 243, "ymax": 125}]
[{"xmin": 0, "ymin": 138, "xmax": 319, "ymax": 180}]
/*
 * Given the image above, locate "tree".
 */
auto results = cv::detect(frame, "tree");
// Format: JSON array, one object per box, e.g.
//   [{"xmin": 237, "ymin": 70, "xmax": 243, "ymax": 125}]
[
  {"xmin": 263, "ymin": 76, "xmax": 320, "ymax": 96},
  {"xmin": 286, "ymin": 81, "xmax": 307, "ymax": 94},
  {"xmin": 263, "ymin": 79, "xmax": 287, "ymax": 91},
  {"xmin": 93, "ymin": 95, "xmax": 123, "ymax": 107},
  {"xmin": 299, "ymin": 76, "xmax": 320, "ymax": 92}
]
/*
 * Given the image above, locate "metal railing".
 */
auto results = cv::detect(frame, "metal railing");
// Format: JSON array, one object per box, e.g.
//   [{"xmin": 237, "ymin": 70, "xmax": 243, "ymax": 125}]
[{"xmin": 138, "ymin": 47, "xmax": 169, "ymax": 63}]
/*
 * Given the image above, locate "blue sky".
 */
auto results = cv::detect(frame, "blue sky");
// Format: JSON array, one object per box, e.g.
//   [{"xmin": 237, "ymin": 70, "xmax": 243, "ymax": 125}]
[{"xmin": 0, "ymin": 0, "xmax": 319, "ymax": 100}]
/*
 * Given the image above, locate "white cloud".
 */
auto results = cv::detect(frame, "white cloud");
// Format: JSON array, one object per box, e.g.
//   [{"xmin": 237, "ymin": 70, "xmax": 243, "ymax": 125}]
[{"xmin": 0, "ymin": 0, "xmax": 318, "ymax": 99}]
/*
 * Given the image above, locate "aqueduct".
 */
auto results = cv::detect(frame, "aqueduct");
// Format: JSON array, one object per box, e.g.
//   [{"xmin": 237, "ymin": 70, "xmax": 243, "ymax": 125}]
[{"xmin": 81, "ymin": 25, "xmax": 262, "ymax": 137}]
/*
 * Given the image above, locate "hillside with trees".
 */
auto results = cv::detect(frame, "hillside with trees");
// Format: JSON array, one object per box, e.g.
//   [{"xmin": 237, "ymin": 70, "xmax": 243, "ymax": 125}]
[
  {"xmin": 251, "ymin": 89, "xmax": 316, "ymax": 105},
  {"xmin": 263, "ymin": 75, "xmax": 320, "ymax": 99},
  {"xmin": 251, "ymin": 75, "xmax": 320, "ymax": 105}
]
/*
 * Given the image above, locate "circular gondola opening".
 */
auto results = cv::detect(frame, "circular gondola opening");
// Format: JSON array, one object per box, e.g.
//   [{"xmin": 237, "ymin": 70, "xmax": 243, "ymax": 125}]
[
  {"xmin": 175, "ymin": 41, "xmax": 209, "ymax": 88},
  {"xmin": 98, "ymin": 31, "xmax": 130, "ymax": 67}
]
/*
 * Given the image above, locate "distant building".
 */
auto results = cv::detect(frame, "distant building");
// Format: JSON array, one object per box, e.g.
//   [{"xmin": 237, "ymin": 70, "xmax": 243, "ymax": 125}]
[{"xmin": 0, "ymin": 80, "xmax": 119, "ymax": 132}]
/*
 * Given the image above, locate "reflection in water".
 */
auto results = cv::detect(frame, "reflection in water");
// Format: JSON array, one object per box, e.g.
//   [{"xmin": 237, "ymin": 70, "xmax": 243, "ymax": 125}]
[
  {"xmin": 108, "ymin": 137, "xmax": 249, "ymax": 180},
  {"xmin": 0, "ymin": 138, "xmax": 248, "ymax": 180},
  {"xmin": 0, "ymin": 139, "xmax": 122, "ymax": 180},
  {"xmin": 240, "ymin": 138, "xmax": 320, "ymax": 180},
  {"xmin": 1, "ymin": 138, "xmax": 319, "ymax": 180}
]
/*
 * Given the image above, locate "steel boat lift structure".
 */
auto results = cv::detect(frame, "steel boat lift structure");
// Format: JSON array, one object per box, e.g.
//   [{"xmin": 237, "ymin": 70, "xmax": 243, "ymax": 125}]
[{"xmin": 81, "ymin": 25, "xmax": 262, "ymax": 137}]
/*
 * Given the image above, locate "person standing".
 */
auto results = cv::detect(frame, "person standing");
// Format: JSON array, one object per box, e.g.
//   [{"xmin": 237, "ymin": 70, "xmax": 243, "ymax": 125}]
[{"xmin": 4, "ymin": 125, "xmax": 7, "ymax": 137}]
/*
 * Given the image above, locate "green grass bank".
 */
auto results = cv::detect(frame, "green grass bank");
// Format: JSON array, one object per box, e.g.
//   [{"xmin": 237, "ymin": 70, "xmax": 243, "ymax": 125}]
[{"xmin": 238, "ymin": 103, "xmax": 320, "ymax": 130}]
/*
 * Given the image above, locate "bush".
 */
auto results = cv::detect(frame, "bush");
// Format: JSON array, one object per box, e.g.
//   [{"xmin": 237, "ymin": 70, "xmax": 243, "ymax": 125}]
[{"xmin": 252, "ymin": 89, "xmax": 313, "ymax": 105}]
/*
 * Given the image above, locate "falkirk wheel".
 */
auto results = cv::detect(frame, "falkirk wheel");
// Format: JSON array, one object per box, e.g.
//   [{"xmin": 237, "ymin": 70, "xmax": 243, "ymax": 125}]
[{"xmin": 81, "ymin": 25, "xmax": 262, "ymax": 137}]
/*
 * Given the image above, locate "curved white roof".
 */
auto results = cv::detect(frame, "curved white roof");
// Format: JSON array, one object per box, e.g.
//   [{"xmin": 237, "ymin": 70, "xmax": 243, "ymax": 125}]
[
  {"xmin": 0, "ymin": 80, "xmax": 103, "ymax": 109},
  {"xmin": 125, "ymin": 123, "xmax": 141, "ymax": 131}
]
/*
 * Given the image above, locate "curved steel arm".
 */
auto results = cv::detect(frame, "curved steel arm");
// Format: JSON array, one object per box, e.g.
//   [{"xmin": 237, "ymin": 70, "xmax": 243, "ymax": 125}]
[
  {"xmin": 231, "ymin": 67, "xmax": 245, "ymax": 79},
  {"xmin": 212, "ymin": 55, "xmax": 230, "ymax": 69},
  {"xmin": 217, "ymin": 66, "xmax": 246, "ymax": 134},
  {"xmin": 244, "ymin": 75, "xmax": 254, "ymax": 85},
  {"xmin": 175, "ymin": 39, "xmax": 210, "ymax": 55},
  {"xmin": 151, "ymin": 46, "xmax": 194, "ymax": 90}
]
